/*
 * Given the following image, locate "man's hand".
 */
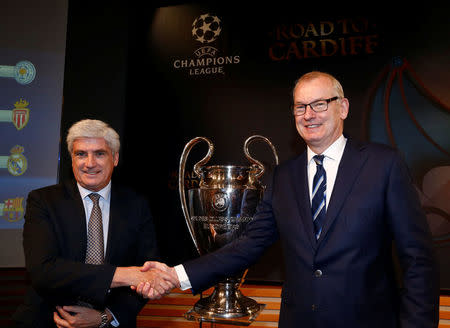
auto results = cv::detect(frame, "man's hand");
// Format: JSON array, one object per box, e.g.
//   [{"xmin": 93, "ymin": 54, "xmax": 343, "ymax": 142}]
[
  {"xmin": 53, "ymin": 305, "xmax": 111, "ymax": 328},
  {"xmin": 138, "ymin": 267, "xmax": 177, "ymax": 299},
  {"xmin": 112, "ymin": 264, "xmax": 179, "ymax": 299},
  {"xmin": 133, "ymin": 261, "xmax": 180, "ymax": 299}
]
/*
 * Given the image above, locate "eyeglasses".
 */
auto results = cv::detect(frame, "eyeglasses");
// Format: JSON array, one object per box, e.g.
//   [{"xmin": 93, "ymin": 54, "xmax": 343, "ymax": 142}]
[{"xmin": 292, "ymin": 96, "xmax": 339, "ymax": 116}]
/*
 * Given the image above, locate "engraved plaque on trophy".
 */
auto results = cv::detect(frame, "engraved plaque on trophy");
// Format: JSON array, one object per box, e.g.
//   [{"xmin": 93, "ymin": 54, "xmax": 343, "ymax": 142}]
[{"xmin": 179, "ymin": 135, "xmax": 279, "ymax": 325}]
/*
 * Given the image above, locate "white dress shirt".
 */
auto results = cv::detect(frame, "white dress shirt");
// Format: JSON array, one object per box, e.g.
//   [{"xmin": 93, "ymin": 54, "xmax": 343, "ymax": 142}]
[{"xmin": 307, "ymin": 135, "xmax": 347, "ymax": 209}]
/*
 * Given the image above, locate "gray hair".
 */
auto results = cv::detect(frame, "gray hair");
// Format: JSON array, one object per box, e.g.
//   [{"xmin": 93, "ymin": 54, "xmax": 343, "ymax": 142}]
[
  {"xmin": 292, "ymin": 71, "xmax": 345, "ymax": 100},
  {"xmin": 66, "ymin": 119, "xmax": 120, "ymax": 155}
]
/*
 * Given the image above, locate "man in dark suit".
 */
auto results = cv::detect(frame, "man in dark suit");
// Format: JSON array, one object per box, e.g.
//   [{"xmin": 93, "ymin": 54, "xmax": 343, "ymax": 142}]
[
  {"xmin": 13, "ymin": 119, "xmax": 176, "ymax": 328},
  {"xmin": 140, "ymin": 72, "xmax": 440, "ymax": 327}
]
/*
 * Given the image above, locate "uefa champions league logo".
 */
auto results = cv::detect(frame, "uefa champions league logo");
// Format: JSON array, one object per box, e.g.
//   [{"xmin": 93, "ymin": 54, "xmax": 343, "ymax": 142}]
[
  {"xmin": 172, "ymin": 13, "xmax": 240, "ymax": 76},
  {"xmin": 212, "ymin": 192, "xmax": 228, "ymax": 212},
  {"xmin": 192, "ymin": 13, "xmax": 222, "ymax": 44}
]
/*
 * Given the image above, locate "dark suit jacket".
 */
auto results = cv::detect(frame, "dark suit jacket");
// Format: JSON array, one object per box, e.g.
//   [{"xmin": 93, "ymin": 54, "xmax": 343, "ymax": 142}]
[
  {"xmin": 184, "ymin": 138, "xmax": 439, "ymax": 328},
  {"xmin": 13, "ymin": 180, "xmax": 159, "ymax": 328}
]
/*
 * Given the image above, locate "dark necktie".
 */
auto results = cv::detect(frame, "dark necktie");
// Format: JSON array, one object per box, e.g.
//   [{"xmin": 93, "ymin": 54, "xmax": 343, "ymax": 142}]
[
  {"xmin": 311, "ymin": 155, "xmax": 326, "ymax": 240},
  {"xmin": 85, "ymin": 193, "xmax": 104, "ymax": 264}
]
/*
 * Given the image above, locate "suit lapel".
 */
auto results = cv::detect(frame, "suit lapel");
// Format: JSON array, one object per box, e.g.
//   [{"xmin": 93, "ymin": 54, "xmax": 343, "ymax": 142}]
[
  {"xmin": 291, "ymin": 153, "xmax": 318, "ymax": 251},
  {"xmin": 317, "ymin": 138, "xmax": 368, "ymax": 245},
  {"xmin": 105, "ymin": 185, "xmax": 123, "ymax": 262},
  {"xmin": 64, "ymin": 180, "xmax": 89, "ymax": 261}
]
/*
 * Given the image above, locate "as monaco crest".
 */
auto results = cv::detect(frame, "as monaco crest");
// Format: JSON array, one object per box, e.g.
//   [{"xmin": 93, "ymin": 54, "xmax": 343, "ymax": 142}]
[{"xmin": 12, "ymin": 99, "xmax": 29, "ymax": 130}]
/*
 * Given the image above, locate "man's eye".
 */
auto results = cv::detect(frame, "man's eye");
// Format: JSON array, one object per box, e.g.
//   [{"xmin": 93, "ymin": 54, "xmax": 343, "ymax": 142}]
[{"xmin": 74, "ymin": 152, "xmax": 86, "ymax": 157}]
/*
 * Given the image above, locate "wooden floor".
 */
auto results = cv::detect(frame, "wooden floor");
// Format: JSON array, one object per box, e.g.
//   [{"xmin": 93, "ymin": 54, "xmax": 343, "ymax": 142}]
[
  {"xmin": 140, "ymin": 285, "xmax": 450, "ymax": 328},
  {"xmin": 440, "ymin": 296, "xmax": 450, "ymax": 328},
  {"xmin": 1, "ymin": 268, "xmax": 449, "ymax": 327},
  {"xmin": 139, "ymin": 284, "xmax": 281, "ymax": 328}
]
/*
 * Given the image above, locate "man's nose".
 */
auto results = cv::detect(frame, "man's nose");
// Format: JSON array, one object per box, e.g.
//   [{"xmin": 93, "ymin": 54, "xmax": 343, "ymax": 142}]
[
  {"xmin": 303, "ymin": 104, "xmax": 316, "ymax": 120},
  {"xmin": 85, "ymin": 153, "xmax": 96, "ymax": 166}
]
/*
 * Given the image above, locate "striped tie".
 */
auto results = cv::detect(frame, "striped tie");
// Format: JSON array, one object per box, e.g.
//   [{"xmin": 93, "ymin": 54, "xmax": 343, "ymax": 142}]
[
  {"xmin": 85, "ymin": 193, "xmax": 104, "ymax": 264},
  {"xmin": 311, "ymin": 155, "xmax": 326, "ymax": 240}
]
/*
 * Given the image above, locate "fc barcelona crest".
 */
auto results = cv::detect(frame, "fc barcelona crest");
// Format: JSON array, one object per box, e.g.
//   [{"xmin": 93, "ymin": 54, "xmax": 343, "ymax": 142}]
[{"xmin": 0, "ymin": 197, "xmax": 24, "ymax": 222}]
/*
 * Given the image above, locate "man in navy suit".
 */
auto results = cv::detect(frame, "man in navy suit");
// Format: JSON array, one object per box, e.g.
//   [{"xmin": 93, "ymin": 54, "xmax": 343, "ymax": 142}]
[
  {"xmin": 13, "ymin": 119, "xmax": 176, "ymax": 328},
  {"xmin": 140, "ymin": 72, "xmax": 439, "ymax": 327}
]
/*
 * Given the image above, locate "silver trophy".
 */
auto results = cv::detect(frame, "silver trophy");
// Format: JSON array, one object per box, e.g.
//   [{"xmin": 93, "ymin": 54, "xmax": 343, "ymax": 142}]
[{"xmin": 179, "ymin": 135, "xmax": 279, "ymax": 325}]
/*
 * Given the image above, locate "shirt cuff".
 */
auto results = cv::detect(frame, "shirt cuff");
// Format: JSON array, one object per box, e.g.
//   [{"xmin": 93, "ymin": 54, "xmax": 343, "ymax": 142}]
[
  {"xmin": 174, "ymin": 264, "xmax": 192, "ymax": 291},
  {"xmin": 106, "ymin": 308, "xmax": 119, "ymax": 327}
]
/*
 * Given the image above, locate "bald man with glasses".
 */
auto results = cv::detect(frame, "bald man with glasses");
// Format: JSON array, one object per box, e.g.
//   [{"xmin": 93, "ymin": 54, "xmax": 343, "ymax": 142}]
[{"xmin": 141, "ymin": 71, "xmax": 439, "ymax": 328}]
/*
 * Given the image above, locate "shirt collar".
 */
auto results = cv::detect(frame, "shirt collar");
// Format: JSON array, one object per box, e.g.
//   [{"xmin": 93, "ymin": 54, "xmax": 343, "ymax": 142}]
[
  {"xmin": 307, "ymin": 134, "xmax": 347, "ymax": 163},
  {"xmin": 77, "ymin": 181, "xmax": 111, "ymax": 201}
]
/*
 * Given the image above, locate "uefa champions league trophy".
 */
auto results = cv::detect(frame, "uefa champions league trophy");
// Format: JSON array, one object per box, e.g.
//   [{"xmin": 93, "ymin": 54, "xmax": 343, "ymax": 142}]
[{"xmin": 179, "ymin": 135, "xmax": 279, "ymax": 325}]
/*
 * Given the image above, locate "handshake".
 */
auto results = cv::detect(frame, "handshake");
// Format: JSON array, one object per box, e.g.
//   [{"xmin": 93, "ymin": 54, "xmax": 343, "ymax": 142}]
[{"xmin": 114, "ymin": 261, "xmax": 180, "ymax": 300}]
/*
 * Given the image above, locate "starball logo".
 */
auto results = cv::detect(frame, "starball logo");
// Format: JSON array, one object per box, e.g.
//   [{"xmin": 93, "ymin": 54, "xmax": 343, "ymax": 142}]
[
  {"xmin": 192, "ymin": 14, "xmax": 222, "ymax": 43},
  {"xmin": 172, "ymin": 13, "xmax": 240, "ymax": 76}
]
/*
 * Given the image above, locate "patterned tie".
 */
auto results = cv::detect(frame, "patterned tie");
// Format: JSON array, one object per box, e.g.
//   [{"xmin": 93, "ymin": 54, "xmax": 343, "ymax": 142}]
[
  {"xmin": 85, "ymin": 193, "xmax": 104, "ymax": 264},
  {"xmin": 311, "ymin": 155, "xmax": 326, "ymax": 240}
]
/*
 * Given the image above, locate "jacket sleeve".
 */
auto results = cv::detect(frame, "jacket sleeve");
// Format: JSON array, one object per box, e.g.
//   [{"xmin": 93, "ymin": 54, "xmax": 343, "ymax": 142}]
[
  {"xmin": 386, "ymin": 151, "xmax": 440, "ymax": 328},
  {"xmin": 104, "ymin": 193, "xmax": 160, "ymax": 325}
]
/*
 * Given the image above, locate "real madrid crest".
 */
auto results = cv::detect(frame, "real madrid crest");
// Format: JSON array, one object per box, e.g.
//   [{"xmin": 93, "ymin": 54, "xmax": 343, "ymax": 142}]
[
  {"xmin": 212, "ymin": 192, "xmax": 228, "ymax": 212},
  {"xmin": 7, "ymin": 145, "xmax": 27, "ymax": 176}
]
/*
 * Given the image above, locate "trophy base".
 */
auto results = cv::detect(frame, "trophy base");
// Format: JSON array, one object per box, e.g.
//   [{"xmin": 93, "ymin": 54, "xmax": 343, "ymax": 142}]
[{"xmin": 184, "ymin": 282, "xmax": 265, "ymax": 326}]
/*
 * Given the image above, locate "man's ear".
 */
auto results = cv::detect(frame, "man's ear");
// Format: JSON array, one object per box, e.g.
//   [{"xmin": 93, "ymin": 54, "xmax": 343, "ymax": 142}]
[
  {"xmin": 339, "ymin": 97, "xmax": 349, "ymax": 120},
  {"xmin": 113, "ymin": 152, "xmax": 119, "ymax": 167}
]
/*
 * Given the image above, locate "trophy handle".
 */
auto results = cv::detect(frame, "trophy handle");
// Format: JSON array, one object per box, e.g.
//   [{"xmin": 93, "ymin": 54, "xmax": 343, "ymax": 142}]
[
  {"xmin": 244, "ymin": 135, "xmax": 279, "ymax": 180},
  {"xmin": 179, "ymin": 137, "xmax": 214, "ymax": 255}
]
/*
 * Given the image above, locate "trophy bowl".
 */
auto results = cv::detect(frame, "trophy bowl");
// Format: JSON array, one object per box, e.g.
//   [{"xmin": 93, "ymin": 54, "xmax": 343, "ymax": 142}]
[{"xmin": 179, "ymin": 135, "xmax": 278, "ymax": 325}]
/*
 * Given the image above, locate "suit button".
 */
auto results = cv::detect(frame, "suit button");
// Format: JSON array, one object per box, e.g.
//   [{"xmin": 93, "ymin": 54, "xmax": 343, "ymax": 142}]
[{"xmin": 314, "ymin": 269, "xmax": 322, "ymax": 277}]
